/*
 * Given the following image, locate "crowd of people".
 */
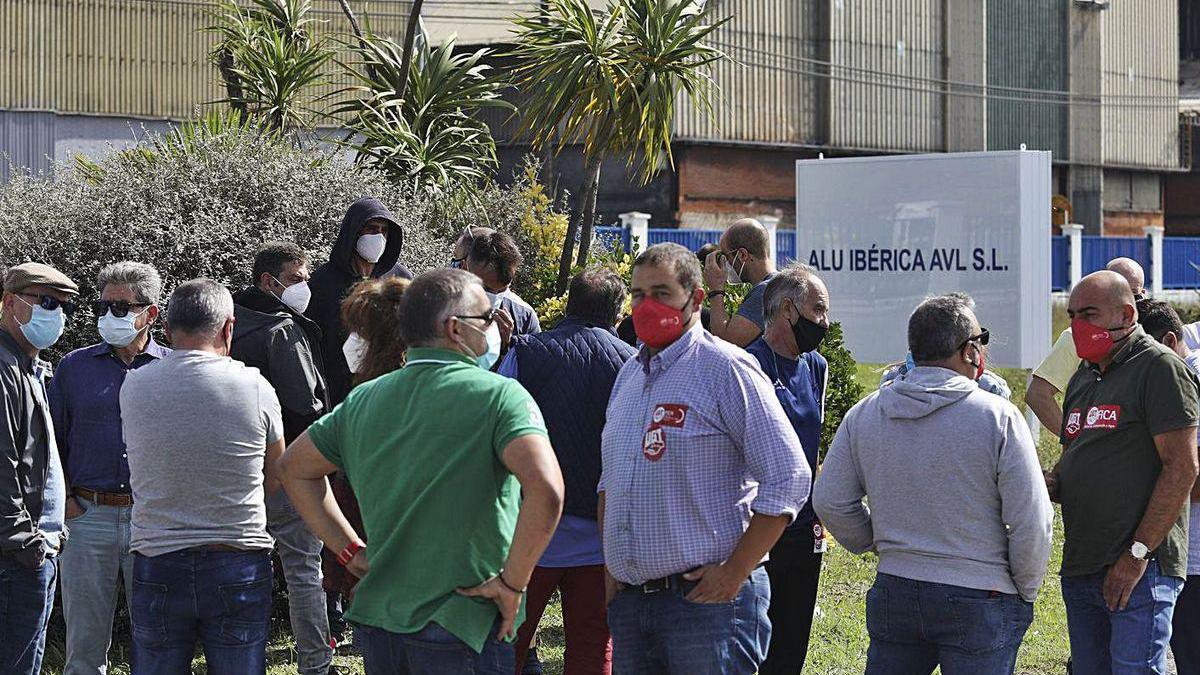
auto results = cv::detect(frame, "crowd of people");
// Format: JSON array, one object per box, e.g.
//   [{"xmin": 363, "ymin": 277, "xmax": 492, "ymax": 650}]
[{"xmin": 0, "ymin": 199, "xmax": 1198, "ymax": 675}]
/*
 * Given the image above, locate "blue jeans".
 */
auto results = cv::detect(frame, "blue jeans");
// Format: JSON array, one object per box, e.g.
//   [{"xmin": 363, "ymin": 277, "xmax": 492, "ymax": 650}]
[
  {"xmin": 267, "ymin": 492, "xmax": 333, "ymax": 675},
  {"xmin": 60, "ymin": 497, "xmax": 135, "ymax": 675},
  {"xmin": 606, "ymin": 566, "xmax": 772, "ymax": 675},
  {"xmin": 1061, "ymin": 560, "xmax": 1183, "ymax": 675},
  {"xmin": 355, "ymin": 619, "xmax": 515, "ymax": 675},
  {"xmin": 131, "ymin": 548, "xmax": 273, "ymax": 675},
  {"xmin": 0, "ymin": 553, "xmax": 58, "ymax": 675},
  {"xmin": 864, "ymin": 573, "xmax": 1034, "ymax": 675}
]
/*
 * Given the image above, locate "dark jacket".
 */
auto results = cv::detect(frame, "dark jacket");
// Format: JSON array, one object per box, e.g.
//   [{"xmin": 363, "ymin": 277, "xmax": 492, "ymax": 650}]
[
  {"xmin": 306, "ymin": 198, "xmax": 412, "ymax": 406},
  {"xmin": 509, "ymin": 316, "xmax": 636, "ymax": 519},
  {"xmin": 232, "ymin": 286, "xmax": 330, "ymax": 443},
  {"xmin": 0, "ymin": 329, "xmax": 54, "ymax": 553}
]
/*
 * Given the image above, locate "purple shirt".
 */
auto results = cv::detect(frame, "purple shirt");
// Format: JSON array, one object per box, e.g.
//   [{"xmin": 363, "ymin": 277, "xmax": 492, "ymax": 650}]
[
  {"xmin": 598, "ymin": 324, "xmax": 810, "ymax": 585},
  {"xmin": 48, "ymin": 339, "xmax": 171, "ymax": 493}
]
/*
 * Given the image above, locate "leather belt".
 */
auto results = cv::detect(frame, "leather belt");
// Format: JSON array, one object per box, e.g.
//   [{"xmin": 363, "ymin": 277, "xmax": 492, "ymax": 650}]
[
  {"xmin": 190, "ymin": 544, "xmax": 242, "ymax": 553},
  {"xmin": 628, "ymin": 572, "xmax": 694, "ymax": 595},
  {"xmin": 74, "ymin": 487, "xmax": 133, "ymax": 507}
]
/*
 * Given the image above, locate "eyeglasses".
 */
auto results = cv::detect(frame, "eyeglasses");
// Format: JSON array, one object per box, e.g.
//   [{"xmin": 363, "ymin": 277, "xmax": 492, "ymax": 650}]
[
  {"xmin": 958, "ymin": 329, "xmax": 990, "ymax": 351},
  {"xmin": 19, "ymin": 293, "xmax": 77, "ymax": 317},
  {"xmin": 449, "ymin": 256, "xmax": 467, "ymax": 269},
  {"xmin": 454, "ymin": 308, "xmax": 497, "ymax": 326},
  {"xmin": 92, "ymin": 300, "xmax": 149, "ymax": 318}
]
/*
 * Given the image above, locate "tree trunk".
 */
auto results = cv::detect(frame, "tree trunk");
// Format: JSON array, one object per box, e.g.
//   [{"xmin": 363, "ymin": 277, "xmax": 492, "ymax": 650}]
[
  {"xmin": 216, "ymin": 47, "xmax": 247, "ymax": 116},
  {"xmin": 555, "ymin": 203, "xmax": 580, "ymax": 296},
  {"xmin": 395, "ymin": 0, "xmax": 426, "ymax": 104},
  {"xmin": 334, "ymin": 0, "xmax": 382, "ymax": 83},
  {"xmin": 574, "ymin": 155, "xmax": 603, "ymax": 268}
]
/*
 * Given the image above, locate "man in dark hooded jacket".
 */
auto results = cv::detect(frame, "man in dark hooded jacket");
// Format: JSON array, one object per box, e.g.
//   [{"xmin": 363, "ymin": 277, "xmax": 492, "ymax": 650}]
[
  {"xmin": 307, "ymin": 197, "xmax": 411, "ymax": 406},
  {"xmin": 231, "ymin": 241, "xmax": 334, "ymax": 675}
]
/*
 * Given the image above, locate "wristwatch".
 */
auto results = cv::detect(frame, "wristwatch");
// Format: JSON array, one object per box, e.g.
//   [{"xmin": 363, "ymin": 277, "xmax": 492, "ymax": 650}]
[{"xmin": 1130, "ymin": 541, "xmax": 1150, "ymax": 561}]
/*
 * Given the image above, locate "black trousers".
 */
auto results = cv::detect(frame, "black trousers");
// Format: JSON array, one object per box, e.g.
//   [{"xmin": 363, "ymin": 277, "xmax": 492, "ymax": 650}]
[
  {"xmin": 1172, "ymin": 575, "xmax": 1200, "ymax": 674},
  {"xmin": 760, "ymin": 532, "xmax": 824, "ymax": 675}
]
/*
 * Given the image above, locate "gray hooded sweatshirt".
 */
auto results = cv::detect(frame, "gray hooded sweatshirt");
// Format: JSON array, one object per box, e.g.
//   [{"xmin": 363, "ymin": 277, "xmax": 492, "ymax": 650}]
[{"xmin": 814, "ymin": 366, "xmax": 1053, "ymax": 601}]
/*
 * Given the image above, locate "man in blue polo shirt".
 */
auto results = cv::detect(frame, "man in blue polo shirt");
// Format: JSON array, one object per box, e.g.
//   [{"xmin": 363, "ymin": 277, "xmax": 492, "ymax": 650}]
[
  {"xmin": 48, "ymin": 261, "xmax": 169, "ymax": 675},
  {"xmin": 744, "ymin": 263, "xmax": 829, "ymax": 675}
]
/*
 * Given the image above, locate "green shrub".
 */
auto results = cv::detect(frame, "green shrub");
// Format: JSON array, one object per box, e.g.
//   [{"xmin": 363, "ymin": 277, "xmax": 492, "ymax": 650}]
[
  {"xmin": 0, "ymin": 121, "xmax": 559, "ymax": 361},
  {"xmin": 819, "ymin": 321, "xmax": 865, "ymax": 459}
]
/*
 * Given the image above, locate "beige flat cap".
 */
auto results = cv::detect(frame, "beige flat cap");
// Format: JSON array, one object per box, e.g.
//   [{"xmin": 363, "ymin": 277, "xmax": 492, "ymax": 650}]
[{"xmin": 4, "ymin": 262, "xmax": 79, "ymax": 296}]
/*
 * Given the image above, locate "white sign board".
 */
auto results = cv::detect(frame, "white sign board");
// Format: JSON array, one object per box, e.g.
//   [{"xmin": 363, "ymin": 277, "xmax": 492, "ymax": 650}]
[{"xmin": 795, "ymin": 150, "xmax": 1051, "ymax": 369}]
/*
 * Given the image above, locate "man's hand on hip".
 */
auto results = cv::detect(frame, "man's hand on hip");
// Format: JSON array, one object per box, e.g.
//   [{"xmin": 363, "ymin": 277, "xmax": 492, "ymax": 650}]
[
  {"xmin": 457, "ymin": 575, "xmax": 523, "ymax": 640},
  {"xmin": 1103, "ymin": 555, "xmax": 1148, "ymax": 611},
  {"xmin": 683, "ymin": 562, "xmax": 747, "ymax": 604}
]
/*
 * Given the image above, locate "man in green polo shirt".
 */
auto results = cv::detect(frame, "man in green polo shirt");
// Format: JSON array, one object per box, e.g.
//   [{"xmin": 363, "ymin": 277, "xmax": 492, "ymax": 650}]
[
  {"xmin": 278, "ymin": 268, "xmax": 565, "ymax": 674},
  {"xmin": 1055, "ymin": 270, "xmax": 1199, "ymax": 674}
]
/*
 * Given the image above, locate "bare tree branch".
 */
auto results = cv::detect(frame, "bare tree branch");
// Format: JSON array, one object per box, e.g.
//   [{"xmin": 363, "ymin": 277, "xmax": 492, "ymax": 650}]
[{"xmin": 396, "ymin": 0, "xmax": 426, "ymax": 104}]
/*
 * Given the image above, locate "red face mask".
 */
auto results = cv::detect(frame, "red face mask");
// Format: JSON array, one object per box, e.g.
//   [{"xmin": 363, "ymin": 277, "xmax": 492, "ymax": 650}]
[
  {"xmin": 632, "ymin": 295, "xmax": 693, "ymax": 349},
  {"xmin": 1071, "ymin": 316, "xmax": 1129, "ymax": 363},
  {"xmin": 967, "ymin": 350, "xmax": 985, "ymax": 381}
]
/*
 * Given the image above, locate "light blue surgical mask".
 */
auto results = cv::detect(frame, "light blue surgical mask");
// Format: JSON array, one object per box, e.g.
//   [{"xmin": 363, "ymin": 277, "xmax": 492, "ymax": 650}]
[
  {"xmin": 461, "ymin": 321, "xmax": 502, "ymax": 370},
  {"xmin": 16, "ymin": 296, "xmax": 65, "ymax": 350},
  {"xmin": 97, "ymin": 308, "xmax": 147, "ymax": 348}
]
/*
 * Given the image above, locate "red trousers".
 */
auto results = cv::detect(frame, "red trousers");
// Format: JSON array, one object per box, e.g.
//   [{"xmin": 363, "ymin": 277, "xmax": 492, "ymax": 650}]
[{"xmin": 514, "ymin": 565, "xmax": 613, "ymax": 675}]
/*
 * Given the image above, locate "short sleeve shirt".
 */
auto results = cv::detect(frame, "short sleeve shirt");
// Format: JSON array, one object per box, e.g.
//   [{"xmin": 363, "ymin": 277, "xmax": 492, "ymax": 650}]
[
  {"xmin": 735, "ymin": 273, "xmax": 777, "ymax": 331},
  {"xmin": 1058, "ymin": 328, "xmax": 1200, "ymax": 578},
  {"xmin": 306, "ymin": 347, "xmax": 548, "ymax": 653},
  {"xmin": 1033, "ymin": 329, "xmax": 1080, "ymax": 393}
]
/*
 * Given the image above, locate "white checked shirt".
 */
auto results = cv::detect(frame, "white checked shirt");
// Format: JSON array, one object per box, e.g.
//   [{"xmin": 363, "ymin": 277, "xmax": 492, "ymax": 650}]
[{"xmin": 598, "ymin": 324, "xmax": 810, "ymax": 585}]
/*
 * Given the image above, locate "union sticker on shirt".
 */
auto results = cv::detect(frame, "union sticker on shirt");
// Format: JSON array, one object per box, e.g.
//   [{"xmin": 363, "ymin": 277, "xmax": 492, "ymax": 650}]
[
  {"xmin": 813, "ymin": 522, "xmax": 828, "ymax": 554},
  {"xmin": 1083, "ymin": 404, "xmax": 1120, "ymax": 431},
  {"xmin": 1064, "ymin": 408, "xmax": 1082, "ymax": 439},
  {"xmin": 643, "ymin": 425, "xmax": 667, "ymax": 461},
  {"xmin": 651, "ymin": 403, "xmax": 689, "ymax": 428}
]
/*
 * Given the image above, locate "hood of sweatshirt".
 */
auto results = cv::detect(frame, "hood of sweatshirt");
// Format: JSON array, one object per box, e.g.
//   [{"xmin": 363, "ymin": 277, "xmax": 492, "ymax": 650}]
[
  {"xmin": 878, "ymin": 366, "xmax": 978, "ymax": 420},
  {"xmin": 329, "ymin": 197, "xmax": 404, "ymax": 278}
]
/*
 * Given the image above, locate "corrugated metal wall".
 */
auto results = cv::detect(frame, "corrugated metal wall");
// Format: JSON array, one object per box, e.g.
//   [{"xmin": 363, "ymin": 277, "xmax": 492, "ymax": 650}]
[
  {"xmin": 675, "ymin": 0, "xmax": 825, "ymax": 145},
  {"xmin": 1102, "ymin": 0, "xmax": 1178, "ymax": 169},
  {"xmin": 828, "ymin": 0, "xmax": 943, "ymax": 152},
  {"xmin": 986, "ymin": 0, "xmax": 1067, "ymax": 157},
  {"xmin": 0, "ymin": 0, "xmax": 532, "ymax": 120}
]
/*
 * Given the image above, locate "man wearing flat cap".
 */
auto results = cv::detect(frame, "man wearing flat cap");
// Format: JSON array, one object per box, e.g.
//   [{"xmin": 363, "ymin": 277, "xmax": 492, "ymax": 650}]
[{"xmin": 0, "ymin": 262, "xmax": 78, "ymax": 675}]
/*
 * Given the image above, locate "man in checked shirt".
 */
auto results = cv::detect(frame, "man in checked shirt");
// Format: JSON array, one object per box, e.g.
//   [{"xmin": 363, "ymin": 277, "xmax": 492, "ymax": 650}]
[{"xmin": 598, "ymin": 243, "xmax": 810, "ymax": 674}]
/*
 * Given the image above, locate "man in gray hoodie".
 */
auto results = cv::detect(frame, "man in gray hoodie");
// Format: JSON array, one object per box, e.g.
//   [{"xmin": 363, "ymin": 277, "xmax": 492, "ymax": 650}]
[{"xmin": 814, "ymin": 293, "xmax": 1053, "ymax": 674}]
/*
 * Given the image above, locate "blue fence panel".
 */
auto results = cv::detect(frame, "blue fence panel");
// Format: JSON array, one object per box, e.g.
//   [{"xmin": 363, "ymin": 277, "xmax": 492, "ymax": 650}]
[
  {"xmin": 1079, "ymin": 236, "xmax": 1150, "ymax": 277},
  {"xmin": 647, "ymin": 228, "xmax": 723, "ymax": 250},
  {"xmin": 1051, "ymin": 236, "xmax": 1069, "ymax": 291},
  {"xmin": 777, "ymin": 230, "xmax": 797, "ymax": 265},
  {"xmin": 594, "ymin": 226, "xmax": 627, "ymax": 253},
  {"xmin": 1163, "ymin": 237, "xmax": 1200, "ymax": 289}
]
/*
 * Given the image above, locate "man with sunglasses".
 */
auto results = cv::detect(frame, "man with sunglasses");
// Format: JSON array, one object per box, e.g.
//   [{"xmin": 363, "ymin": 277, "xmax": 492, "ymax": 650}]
[
  {"xmin": 703, "ymin": 218, "xmax": 778, "ymax": 348},
  {"xmin": 452, "ymin": 228, "xmax": 540, "ymax": 355},
  {"xmin": 0, "ymin": 262, "xmax": 78, "ymax": 675},
  {"xmin": 279, "ymin": 268, "xmax": 563, "ymax": 674},
  {"xmin": 1054, "ymin": 271, "xmax": 1199, "ymax": 674},
  {"xmin": 815, "ymin": 293, "xmax": 1053, "ymax": 674},
  {"xmin": 46, "ymin": 261, "xmax": 169, "ymax": 675}
]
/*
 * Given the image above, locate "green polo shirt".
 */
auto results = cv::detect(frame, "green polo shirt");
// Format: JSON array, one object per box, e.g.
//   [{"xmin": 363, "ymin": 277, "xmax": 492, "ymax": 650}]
[
  {"xmin": 1059, "ymin": 327, "xmax": 1200, "ymax": 579},
  {"xmin": 307, "ymin": 347, "xmax": 548, "ymax": 652}
]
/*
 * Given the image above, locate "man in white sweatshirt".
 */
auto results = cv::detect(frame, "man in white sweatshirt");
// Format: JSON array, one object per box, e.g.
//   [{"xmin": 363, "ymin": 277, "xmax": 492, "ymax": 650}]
[{"xmin": 815, "ymin": 293, "xmax": 1053, "ymax": 675}]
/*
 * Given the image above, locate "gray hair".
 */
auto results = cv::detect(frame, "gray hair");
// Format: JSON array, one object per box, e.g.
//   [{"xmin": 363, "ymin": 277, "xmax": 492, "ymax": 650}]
[
  {"xmin": 398, "ymin": 268, "xmax": 484, "ymax": 347},
  {"xmin": 908, "ymin": 293, "xmax": 977, "ymax": 363},
  {"xmin": 166, "ymin": 279, "xmax": 234, "ymax": 337},
  {"xmin": 96, "ymin": 261, "xmax": 163, "ymax": 305},
  {"xmin": 764, "ymin": 263, "xmax": 820, "ymax": 321},
  {"xmin": 633, "ymin": 243, "xmax": 703, "ymax": 292}
]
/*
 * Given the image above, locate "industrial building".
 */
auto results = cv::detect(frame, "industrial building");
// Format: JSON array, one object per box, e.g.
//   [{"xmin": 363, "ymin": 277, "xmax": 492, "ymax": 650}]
[{"xmin": 0, "ymin": 0, "xmax": 1187, "ymax": 234}]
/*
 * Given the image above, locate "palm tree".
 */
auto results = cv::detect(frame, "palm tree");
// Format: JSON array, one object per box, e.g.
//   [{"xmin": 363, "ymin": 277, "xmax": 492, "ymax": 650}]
[{"xmin": 510, "ymin": 0, "xmax": 726, "ymax": 293}]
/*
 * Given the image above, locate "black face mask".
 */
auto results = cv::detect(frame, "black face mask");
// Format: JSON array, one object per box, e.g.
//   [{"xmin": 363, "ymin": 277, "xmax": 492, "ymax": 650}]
[{"xmin": 790, "ymin": 313, "xmax": 828, "ymax": 355}]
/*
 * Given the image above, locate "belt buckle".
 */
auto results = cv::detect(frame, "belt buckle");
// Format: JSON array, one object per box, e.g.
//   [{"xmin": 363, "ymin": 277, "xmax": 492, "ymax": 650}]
[{"xmin": 641, "ymin": 577, "xmax": 670, "ymax": 594}]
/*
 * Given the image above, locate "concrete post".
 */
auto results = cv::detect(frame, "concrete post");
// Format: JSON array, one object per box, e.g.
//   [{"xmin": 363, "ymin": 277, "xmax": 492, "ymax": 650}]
[
  {"xmin": 759, "ymin": 215, "xmax": 781, "ymax": 266},
  {"xmin": 1144, "ymin": 224, "xmax": 1165, "ymax": 296},
  {"xmin": 620, "ymin": 211, "xmax": 651, "ymax": 255},
  {"xmin": 1062, "ymin": 223, "xmax": 1084, "ymax": 290}
]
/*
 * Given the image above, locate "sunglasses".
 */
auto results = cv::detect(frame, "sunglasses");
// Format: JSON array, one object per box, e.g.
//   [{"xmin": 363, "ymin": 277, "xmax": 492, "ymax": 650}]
[
  {"xmin": 18, "ymin": 293, "xmax": 77, "ymax": 317},
  {"xmin": 92, "ymin": 300, "xmax": 149, "ymax": 318},
  {"xmin": 958, "ymin": 329, "xmax": 990, "ymax": 351}
]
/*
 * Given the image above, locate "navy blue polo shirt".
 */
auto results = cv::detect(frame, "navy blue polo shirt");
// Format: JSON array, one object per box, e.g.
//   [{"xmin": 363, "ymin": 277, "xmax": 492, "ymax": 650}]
[
  {"xmin": 746, "ymin": 337, "xmax": 826, "ymax": 536},
  {"xmin": 48, "ymin": 339, "xmax": 171, "ymax": 493}
]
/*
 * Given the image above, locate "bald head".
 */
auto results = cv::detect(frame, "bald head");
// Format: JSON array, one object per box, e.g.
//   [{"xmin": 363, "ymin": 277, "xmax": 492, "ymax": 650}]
[
  {"xmin": 1105, "ymin": 257, "xmax": 1145, "ymax": 297},
  {"xmin": 1073, "ymin": 270, "xmax": 1136, "ymax": 308},
  {"xmin": 722, "ymin": 218, "xmax": 771, "ymax": 261}
]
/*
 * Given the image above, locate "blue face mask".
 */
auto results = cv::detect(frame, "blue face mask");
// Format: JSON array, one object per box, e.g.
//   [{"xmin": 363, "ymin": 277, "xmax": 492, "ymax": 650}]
[
  {"xmin": 17, "ymin": 297, "xmax": 65, "ymax": 350},
  {"xmin": 461, "ymin": 321, "xmax": 502, "ymax": 370}
]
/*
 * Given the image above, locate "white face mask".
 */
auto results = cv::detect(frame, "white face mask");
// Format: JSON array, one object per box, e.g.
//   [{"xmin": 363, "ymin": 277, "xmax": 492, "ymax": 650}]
[
  {"xmin": 97, "ymin": 308, "xmax": 148, "ymax": 348},
  {"xmin": 725, "ymin": 253, "xmax": 745, "ymax": 285},
  {"xmin": 271, "ymin": 275, "xmax": 312, "ymax": 314},
  {"xmin": 356, "ymin": 233, "xmax": 387, "ymax": 264},
  {"xmin": 484, "ymin": 290, "xmax": 501, "ymax": 308},
  {"xmin": 460, "ymin": 321, "xmax": 502, "ymax": 371},
  {"xmin": 343, "ymin": 332, "xmax": 368, "ymax": 373}
]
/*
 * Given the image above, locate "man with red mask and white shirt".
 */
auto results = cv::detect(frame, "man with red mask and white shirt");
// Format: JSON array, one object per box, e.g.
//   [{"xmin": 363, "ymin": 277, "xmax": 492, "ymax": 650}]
[{"xmin": 598, "ymin": 243, "xmax": 809, "ymax": 674}]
